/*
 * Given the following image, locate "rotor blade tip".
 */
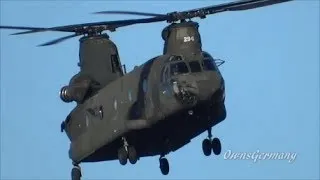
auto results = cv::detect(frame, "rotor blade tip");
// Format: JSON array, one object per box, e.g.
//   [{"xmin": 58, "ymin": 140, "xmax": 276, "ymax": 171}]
[
  {"xmin": 37, "ymin": 43, "xmax": 48, "ymax": 47},
  {"xmin": 92, "ymin": 11, "xmax": 103, "ymax": 14}
]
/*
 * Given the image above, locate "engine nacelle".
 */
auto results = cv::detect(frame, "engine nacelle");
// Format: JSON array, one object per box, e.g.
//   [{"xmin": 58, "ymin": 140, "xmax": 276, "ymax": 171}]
[{"xmin": 59, "ymin": 86, "xmax": 74, "ymax": 103}]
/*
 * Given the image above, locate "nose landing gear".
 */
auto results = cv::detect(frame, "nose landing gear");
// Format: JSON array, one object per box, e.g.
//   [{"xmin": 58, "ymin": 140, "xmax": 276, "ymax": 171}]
[
  {"xmin": 202, "ymin": 128, "xmax": 221, "ymax": 156},
  {"xmin": 71, "ymin": 163, "xmax": 81, "ymax": 180},
  {"xmin": 211, "ymin": 137, "xmax": 222, "ymax": 155},
  {"xmin": 159, "ymin": 155, "xmax": 169, "ymax": 175}
]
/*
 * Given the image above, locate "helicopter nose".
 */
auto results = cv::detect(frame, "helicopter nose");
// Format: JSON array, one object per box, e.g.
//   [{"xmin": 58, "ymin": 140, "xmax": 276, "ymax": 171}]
[
  {"xmin": 173, "ymin": 73, "xmax": 219, "ymax": 103},
  {"xmin": 171, "ymin": 78, "xmax": 199, "ymax": 106}
]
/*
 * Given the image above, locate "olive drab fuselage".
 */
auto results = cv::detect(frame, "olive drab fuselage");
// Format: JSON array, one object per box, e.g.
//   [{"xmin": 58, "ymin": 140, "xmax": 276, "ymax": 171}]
[
  {"xmin": 62, "ymin": 21, "xmax": 226, "ymax": 163},
  {"xmin": 64, "ymin": 51, "xmax": 225, "ymax": 163}
]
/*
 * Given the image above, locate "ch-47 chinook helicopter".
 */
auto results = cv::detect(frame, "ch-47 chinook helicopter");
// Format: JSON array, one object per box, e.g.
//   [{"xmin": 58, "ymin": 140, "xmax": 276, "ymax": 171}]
[{"xmin": 0, "ymin": 0, "xmax": 293, "ymax": 179}]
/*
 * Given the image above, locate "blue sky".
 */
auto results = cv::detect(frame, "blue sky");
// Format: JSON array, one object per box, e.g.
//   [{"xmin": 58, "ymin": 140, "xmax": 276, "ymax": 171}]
[{"xmin": 0, "ymin": 0, "xmax": 319, "ymax": 179}]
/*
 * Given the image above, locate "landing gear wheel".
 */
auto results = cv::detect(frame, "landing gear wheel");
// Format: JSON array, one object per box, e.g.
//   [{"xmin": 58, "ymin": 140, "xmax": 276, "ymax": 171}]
[
  {"xmin": 71, "ymin": 165, "xmax": 81, "ymax": 180},
  {"xmin": 128, "ymin": 146, "xmax": 138, "ymax": 164},
  {"xmin": 211, "ymin": 138, "xmax": 222, "ymax": 155},
  {"xmin": 118, "ymin": 147, "xmax": 128, "ymax": 165},
  {"xmin": 159, "ymin": 158, "xmax": 169, "ymax": 175},
  {"xmin": 202, "ymin": 139, "xmax": 212, "ymax": 156}
]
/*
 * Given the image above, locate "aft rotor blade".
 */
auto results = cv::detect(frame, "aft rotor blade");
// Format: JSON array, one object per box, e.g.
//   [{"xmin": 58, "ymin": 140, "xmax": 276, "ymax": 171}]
[
  {"xmin": 38, "ymin": 34, "xmax": 79, "ymax": 46},
  {"xmin": 93, "ymin": 10, "xmax": 165, "ymax": 17},
  {"xmin": 45, "ymin": 16, "xmax": 167, "ymax": 32},
  {"xmin": 0, "ymin": 25, "xmax": 47, "ymax": 31},
  {"xmin": 3, "ymin": 16, "xmax": 168, "ymax": 35}
]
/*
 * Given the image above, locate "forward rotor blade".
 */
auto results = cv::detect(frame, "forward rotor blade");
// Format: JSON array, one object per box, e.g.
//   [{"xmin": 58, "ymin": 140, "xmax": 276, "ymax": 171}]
[
  {"xmin": 222, "ymin": 0, "xmax": 294, "ymax": 11},
  {"xmin": 166, "ymin": 0, "xmax": 293, "ymax": 22},
  {"xmin": 93, "ymin": 10, "xmax": 165, "ymax": 17},
  {"xmin": 187, "ymin": 0, "xmax": 293, "ymax": 13},
  {"xmin": 38, "ymin": 34, "xmax": 79, "ymax": 46}
]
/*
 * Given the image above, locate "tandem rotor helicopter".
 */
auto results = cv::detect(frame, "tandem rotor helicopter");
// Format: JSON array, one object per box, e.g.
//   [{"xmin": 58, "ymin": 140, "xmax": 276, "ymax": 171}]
[{"xmin": 0, "ymin": 0, "xmax": 294, "ymax": 179}]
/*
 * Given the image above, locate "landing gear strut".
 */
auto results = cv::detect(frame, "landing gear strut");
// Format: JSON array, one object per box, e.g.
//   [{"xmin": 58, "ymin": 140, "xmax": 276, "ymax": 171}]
[
  {"xmin": 202, "ymin": 128, "xmax": 221, "ymax": 156},
  {"xmin": 159, "ymin": 155, "xmax": 169, "ymax": 175},
  {"xmin": 118, "ymin": 137, "xmax": 138, "ymax": 165},
  {"xmin": 71, "ymin": 163, "xmax": 81, "ymax": 180}
]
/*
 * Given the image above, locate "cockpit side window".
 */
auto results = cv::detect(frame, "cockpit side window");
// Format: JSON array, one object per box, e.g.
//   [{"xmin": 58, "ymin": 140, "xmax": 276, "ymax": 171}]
[
  {"xmin": 170, "ymin": 62, "xmax": 189, "ymax": 76},
  {"xmin": 202, "ymin": 58, "xmax": 217, "ymax": 71},
  {"xmin": 201, "ymin": 51, "xmax": 222, "ymax": 72},
  {"xmin": 189, "ymin": 61, "xmax": 202, "ymax": 72}
]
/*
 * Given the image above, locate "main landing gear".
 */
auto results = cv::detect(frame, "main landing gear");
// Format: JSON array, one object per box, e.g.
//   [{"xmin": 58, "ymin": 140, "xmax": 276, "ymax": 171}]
[
  {"xmin": 118, "ymin": 137, "xmax": 138, "ymax": 165},
  {"xmin": 71, "ymin": 163, "xmax": 81, "ymax": 180},
  {"xmin": 202, "ymin": 128, "xmax": 221, "ymax": 156}
]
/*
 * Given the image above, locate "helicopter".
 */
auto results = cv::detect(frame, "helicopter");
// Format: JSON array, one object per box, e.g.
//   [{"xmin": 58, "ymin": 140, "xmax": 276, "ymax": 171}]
[{"xmin": 0, "ymin": 0, "xmax": 294, "ymax": 179}]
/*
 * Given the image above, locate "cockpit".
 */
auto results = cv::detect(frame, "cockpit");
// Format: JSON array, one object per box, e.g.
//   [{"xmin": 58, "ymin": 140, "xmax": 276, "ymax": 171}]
[{"xmin": 161, "ymin": 52, "xmax": 221, "ymax": 83}]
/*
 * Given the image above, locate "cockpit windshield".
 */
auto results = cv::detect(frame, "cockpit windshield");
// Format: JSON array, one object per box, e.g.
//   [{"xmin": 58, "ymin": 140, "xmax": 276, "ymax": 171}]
[
  {"xmin": 170, "ymin": 62, "xmax": 189, "ymax": 76},
  {"xmin": 189, "ymin": 61, "xmax": 202, "ymax": 72}
]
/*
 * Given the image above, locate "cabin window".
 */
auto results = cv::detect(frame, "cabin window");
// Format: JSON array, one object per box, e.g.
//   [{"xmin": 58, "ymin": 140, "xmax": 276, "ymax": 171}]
[
  {"xmin": 170, "ymin": 62, "xmax": 189, "ymax": 76},
  {"xmin": 189, "ymin": 61, "xmax": 202, "ymax": 72}
]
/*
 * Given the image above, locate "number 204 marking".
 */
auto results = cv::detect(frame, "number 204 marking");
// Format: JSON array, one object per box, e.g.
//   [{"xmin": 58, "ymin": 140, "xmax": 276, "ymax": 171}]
[{"xmin": 183, "ymin": 36, "xmax": 195, "ymax": 42}]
